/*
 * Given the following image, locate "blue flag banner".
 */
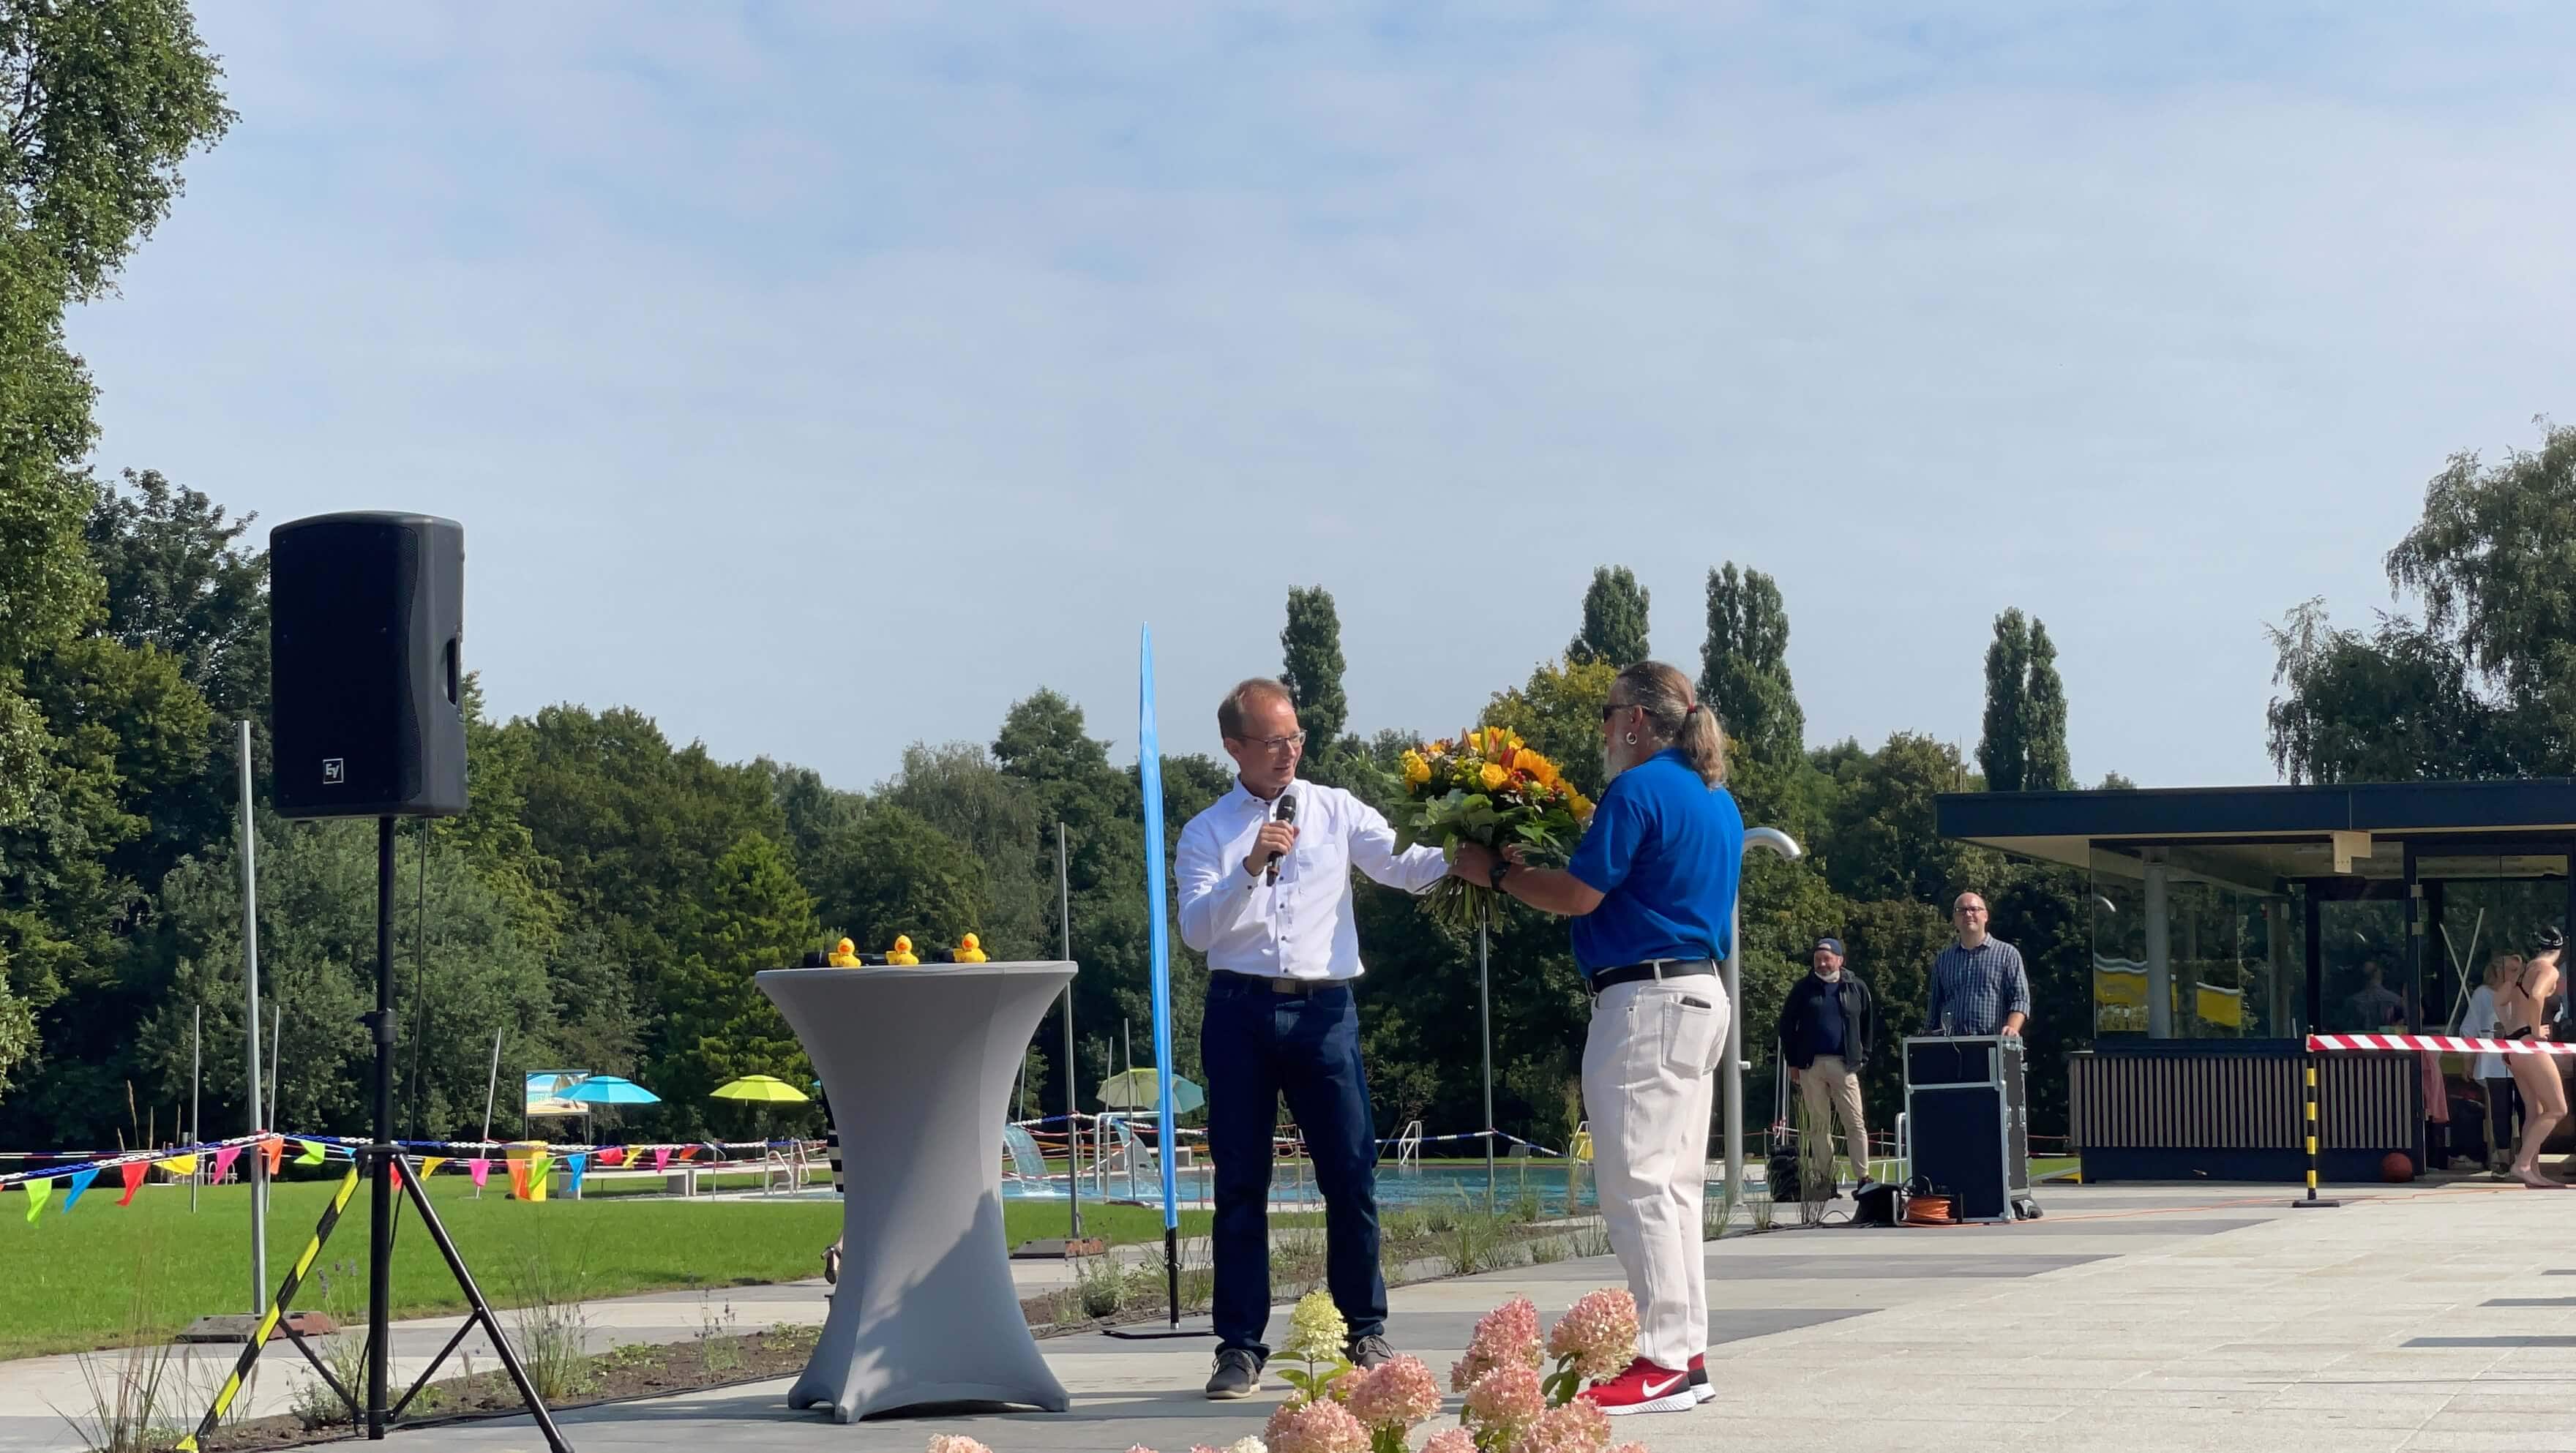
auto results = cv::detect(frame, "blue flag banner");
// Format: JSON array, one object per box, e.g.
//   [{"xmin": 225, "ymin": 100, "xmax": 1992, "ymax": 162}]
[
  {"xmin": 1139, "ymin": 624, "xmax": 1180, "ymax": 1232},
  {"xmin": 62, "ymin": 1168, "xmax": 99, "ymax": 1214},
  {"xmin": 566, "ymin": 1153, "xmax": 588, "ymax": 1195}
]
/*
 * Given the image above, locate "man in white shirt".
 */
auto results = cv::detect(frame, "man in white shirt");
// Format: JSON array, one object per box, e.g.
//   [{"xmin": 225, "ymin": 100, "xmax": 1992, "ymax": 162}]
[{"xmin": 1175, "ymin": 677, "xmax": 1448, "ymax": 1399}]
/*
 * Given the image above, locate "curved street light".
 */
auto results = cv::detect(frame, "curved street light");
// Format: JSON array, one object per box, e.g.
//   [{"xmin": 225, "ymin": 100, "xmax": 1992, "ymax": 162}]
[{"xmin": 1725, "ymin": 827, "xmax": 1803, "ymax": 1204}]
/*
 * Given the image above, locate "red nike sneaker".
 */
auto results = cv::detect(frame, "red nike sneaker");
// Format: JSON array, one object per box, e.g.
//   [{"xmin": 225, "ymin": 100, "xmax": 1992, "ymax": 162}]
[
  {"xmin": 1689, "ymin": 1353, "xmax": 1712, "ymax": 1403},
  {"xmin": 1579, "ymin": 1357, "xmax": 1696, "ymax": 1416}
]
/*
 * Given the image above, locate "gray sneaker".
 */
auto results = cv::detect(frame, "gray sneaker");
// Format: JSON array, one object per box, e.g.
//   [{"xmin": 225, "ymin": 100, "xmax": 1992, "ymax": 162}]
[
  {"xmin": 1346, "ymin": 1334, "xmax": 1393, "ymax": 1370},
  {"xmin": 1206, "ymin": 1347, "xmax": 1262, "ymax": 1400}
]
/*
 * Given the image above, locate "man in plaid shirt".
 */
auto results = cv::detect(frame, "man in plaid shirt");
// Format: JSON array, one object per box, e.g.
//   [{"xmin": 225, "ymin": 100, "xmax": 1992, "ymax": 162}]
[{"xmin": 1925, "ymin": 891, "xmax": 2030, "ymax": 1037}]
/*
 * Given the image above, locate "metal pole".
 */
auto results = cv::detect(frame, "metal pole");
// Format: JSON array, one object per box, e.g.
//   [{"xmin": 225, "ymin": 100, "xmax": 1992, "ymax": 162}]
[
  {"xmin": 239, "ymin": 720, "xmax": 268, "ymax": 1311},
  {"xmin": 1478, "ymin": 897, "xmax": 1495, "ymax": 1206},
  {"xmin": 367, "ymin": 816, "xmax": 397, "ymax": 1440},
  {"xmin": 2292, "ymin": 1053, "xmax": 2340, "ymax": 1209},
  {"xmin": 191, "ymin": 1006, "xmax": 202, "ymax": 1213},
  {"xmin": 1731, "ymin": 829, "xmax": 1803, "ymax": 1210},
  {"xmin": 1059, "ymin": 822, "xmax": 1080, "ymax": 1239},
  {"xmin": 408, "ymin": 826, "xmax": 430, "ymax": 1141},
  {"xmin": 477, "ymin": 1026, "xmax": 503, "ymax": 1199}
]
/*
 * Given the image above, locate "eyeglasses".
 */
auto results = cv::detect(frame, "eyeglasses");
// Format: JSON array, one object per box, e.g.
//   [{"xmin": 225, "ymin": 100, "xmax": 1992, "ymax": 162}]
[
  {"xmin": 1599, "ymin": 702, "xmax": 1633, "ymax": 721},
  {"xmin": 1235, "ymin": 732, "xmax": 1306, "ymax": 754}
]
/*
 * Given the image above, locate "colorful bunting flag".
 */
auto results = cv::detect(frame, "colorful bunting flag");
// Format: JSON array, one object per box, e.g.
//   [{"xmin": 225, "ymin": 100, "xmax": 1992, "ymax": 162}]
[
  {"xmin": 599, "ymin": 1147, "xmax": 625, "ymax": 1168},
  {"xmin": 118, "ymin": 1163, "xmax": 146, "ymax": 1206},
  {"xmin": 420, "ymin": 1157, "xmax": 447, "ymax": 1181},
  {"xmin": 506, "ymin": 1160, "xmax": 531, "ymax": 1200},
  {"xmin": 468, "ymin": 1158, "xmax": 490, "ymax": 1188},
  {"xmin": 653, "ymin": 1147, "xmax": 672, "ymax": 1172},
  {"xmin": 294, "ymin": 1140, "xmax": 325, "ymax": 1166},
  {"xmin": 263, "ymin": 1137, "xmax": 285, "ymax": 1176},
  {"xmin": 24, "ymin": 1179, "xmax": 51, "ymax": 1223},
  {"xmin": 527, "ymin": 1151, "xmax": 553, "ymax": 1191},
  {"xmin": 164, "ymin": 1155, "xmax": 198, "ymax": 1179},
  {"xmin": 211, "ymin": 1146, "xmax": 242, "ymax": 1184},
  {"xmin": 566, "ymin": 1154, "xmax": 588, "ymax": 1195},
  {"xmin": 64, "ymin": 1168, "xmax": 99, "ymax": 1213}
]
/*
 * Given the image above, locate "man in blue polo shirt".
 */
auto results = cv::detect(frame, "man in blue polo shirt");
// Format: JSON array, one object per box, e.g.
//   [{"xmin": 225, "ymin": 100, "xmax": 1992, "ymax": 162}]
[{"xmin": 1451, "ymin": 661, "xmax": 1741, "ymax": 1417}]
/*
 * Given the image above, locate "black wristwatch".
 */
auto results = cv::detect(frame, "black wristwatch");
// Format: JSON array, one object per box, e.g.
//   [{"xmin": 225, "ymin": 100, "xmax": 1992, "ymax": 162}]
[{"xmin": 1489, "ymin": 858, "xmax": 1512, "ymax": 890}]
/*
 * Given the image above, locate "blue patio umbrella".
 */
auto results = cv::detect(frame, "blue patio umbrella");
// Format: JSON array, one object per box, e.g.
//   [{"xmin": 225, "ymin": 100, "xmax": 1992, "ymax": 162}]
[{"xmin": 564, "ymin": 1075, "xmax": 662, "ymax": 1105}]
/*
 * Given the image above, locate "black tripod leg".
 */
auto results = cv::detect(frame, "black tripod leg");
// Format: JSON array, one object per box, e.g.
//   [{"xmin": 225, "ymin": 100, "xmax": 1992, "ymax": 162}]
[
  {"xmin": 173, "ymin": 1166, "xmax": 364, "ymax": 1453},
  {"xmin": 394, "ymin": 1158, "xmax": 574, "ymax": 1453},
  {"xmin": 277, "ymin": 1318, "xmax": 364, "ymax": 1422}
]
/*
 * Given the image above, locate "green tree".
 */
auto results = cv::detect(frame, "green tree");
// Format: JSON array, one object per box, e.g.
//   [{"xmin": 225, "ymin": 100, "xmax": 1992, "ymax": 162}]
[
  {"xmin": 1567, "ymin": 566, "xmax": 1651, "ymax": 668},
  {"xmin": 2264, "ymin": 600, "xmax": 2505, "ymax": 784},
  {"xmin": 883, "ymin": 741, "xmax": 1049, "ymax": 958},
  {"xmin": 1699, "ymin": 563, "xmax": 1805, "ymax": 770},
  {"xmin": 2264, "ymin": 422, "xmax": 2576, "ymax": 783},
  {"xmin": 2021, "ymin": 619, "xmax": 2073, "ymax": 791},
  {"xmin": 809, "ymin": 803, "xmax": 988, "ymax": 957},
  {"xmin": 1977, "ymin": 609, "xmax": 2031, "ymax": 792},
  {"xmin": 1483, "ymin": 655, "xmax": 1619, "ymax": 798},
  {"xmin": 1819, "ymin": 733, "xmax": 1988, "ymax": 907},
  {"xmin": 1280, "ymin": 586, "xmax": 1351, "ymax": 748},
  {"xmin": 648, "ymin": 834, "xmax": 818, "ymax": 1135},
  {"xmin": 132, "ymin": 816, "xmax": 552, "ymax": 1143},
  {"xmin": 0, "ymin": 1, "xmax": 233, "ymax": 826}
]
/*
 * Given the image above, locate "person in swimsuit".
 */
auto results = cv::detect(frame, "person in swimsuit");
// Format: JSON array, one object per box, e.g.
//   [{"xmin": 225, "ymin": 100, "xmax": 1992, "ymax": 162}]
[{"xmin": 2498, "ymin": 928, "xmax": 2568, "ymax": 1189}]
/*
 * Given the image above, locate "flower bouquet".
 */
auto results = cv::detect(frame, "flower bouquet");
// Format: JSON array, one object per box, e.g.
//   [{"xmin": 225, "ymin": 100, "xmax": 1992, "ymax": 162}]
[{"xmin": 1394, "ymin": 726, "xmax": 1592, "ymax": 933}]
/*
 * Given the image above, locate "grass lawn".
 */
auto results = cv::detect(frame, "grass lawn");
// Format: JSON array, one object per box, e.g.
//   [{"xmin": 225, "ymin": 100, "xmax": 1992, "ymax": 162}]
[{"xmin": 1, "ymin": 1175, "xmax": 1224, "ymax": 1362}]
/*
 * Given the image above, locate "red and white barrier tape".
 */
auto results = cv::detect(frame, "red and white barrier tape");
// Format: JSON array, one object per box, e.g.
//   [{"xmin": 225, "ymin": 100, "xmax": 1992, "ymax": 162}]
[{"xmin": 2307, "ymin": 1032, "xmax": 2576, "ymax": 1057}]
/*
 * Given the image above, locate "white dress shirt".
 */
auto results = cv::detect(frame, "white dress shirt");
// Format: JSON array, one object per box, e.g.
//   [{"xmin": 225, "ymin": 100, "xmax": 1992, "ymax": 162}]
[
  {"xmin": 2460, "ymin": 984, "xmax": 2504, "ymax": 1079},
  {"xmin": 1175, "ymin": 779, "xmax": 1450, "ymax": 981}
]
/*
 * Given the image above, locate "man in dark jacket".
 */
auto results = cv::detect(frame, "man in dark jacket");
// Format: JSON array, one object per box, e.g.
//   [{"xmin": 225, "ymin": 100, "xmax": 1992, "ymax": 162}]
[{"xmin": 1776, "ymin": 936, "xmax": 1879, "ymax": 1190}]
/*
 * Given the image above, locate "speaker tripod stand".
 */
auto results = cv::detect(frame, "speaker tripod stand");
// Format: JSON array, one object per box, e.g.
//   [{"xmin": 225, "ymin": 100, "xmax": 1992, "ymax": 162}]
[{"xmin": 178, "ymin": 819, "xmax": 570, "ymax": 1453}]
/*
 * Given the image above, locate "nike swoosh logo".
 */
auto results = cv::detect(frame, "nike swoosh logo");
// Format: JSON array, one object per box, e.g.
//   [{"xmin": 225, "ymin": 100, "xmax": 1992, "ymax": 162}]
[{"xmin": 1644, "ymin": 1374, "xmax": 1685, "ymax": 1397}]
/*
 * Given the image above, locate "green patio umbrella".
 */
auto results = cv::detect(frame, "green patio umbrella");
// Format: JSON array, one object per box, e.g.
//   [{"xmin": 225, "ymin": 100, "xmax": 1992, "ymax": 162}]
[{"xmin": 1096, "ymin": 1068, "xmax": 1204, "ymax": 1114}]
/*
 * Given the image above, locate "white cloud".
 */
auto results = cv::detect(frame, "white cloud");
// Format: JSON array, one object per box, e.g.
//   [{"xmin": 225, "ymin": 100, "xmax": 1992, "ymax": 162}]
[{"xmin": 68, "ymin": 1, "xmax": 2576, "ymax": 789}]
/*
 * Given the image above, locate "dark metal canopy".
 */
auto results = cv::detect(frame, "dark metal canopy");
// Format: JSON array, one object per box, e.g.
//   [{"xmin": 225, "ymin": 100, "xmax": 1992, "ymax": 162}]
[{"xmin": 1937, "ymin": 779, "xmax": 2576, "ymax": 888}]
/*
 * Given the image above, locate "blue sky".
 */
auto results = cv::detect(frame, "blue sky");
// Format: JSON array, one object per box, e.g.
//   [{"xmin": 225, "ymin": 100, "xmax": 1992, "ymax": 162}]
[{"xmin": 66, "ymin": 2, "xmax": 2576, "ymax": 792}]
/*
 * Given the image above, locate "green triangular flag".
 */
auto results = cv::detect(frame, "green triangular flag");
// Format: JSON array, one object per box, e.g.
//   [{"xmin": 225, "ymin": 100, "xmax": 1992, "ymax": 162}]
[
  {"xmin": 24, "ymin": 1178, "xmax": 53, "ymax": 1223},
  {"xmin": 294, "ymin": 1139, "xmax": 326, "ymax": 1165}
]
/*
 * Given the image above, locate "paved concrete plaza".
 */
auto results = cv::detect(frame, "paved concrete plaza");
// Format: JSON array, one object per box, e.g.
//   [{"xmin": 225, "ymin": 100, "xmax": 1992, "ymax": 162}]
[{"xmin": 10, "ymin": 1179, "xmax": 2575, "ymax": 1452}]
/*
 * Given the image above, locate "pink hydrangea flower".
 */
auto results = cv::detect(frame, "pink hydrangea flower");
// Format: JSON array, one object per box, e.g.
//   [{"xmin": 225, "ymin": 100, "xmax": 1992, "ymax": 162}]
[
  {"xmin": 1265, "ymin": 1394, "xmax": 1370, "ymax": 1453},
  {"xmin": 1607, "ymin": 1444, "xmax": 1650, "ymax": 1453},
  {"xmin": 1463, "ymin": 1365, "xmax": 1546, "ymax": 1443},
  {"xmin": 1423, "ymin": 1430, "xmax": 1478, "ymax": 1453},
  {"xmin": 1450, "ymin": 1296, "xmax": 1543, "ymax": 1391},
  {"xmin": 926, "ymin": 1438, "xmax": 993, "ymax": 1453},
  {"xmin": 1510, "ymin": 1399, "xmax": 1611, "ymax": 1453},
  {"xmin": 1545, "ymin": 1290, "xmax": 1640, "ymax": 1384},
  {"xmin": 1346, "ymin": 1355, "xmax": 1442, "ymax": 1432}
]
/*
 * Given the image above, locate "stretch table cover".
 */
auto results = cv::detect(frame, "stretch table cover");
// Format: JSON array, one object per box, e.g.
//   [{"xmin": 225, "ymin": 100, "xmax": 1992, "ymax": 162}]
[{"xmin": 758, "ymin": 961, "xmax": 1077, "ymax": 1422}]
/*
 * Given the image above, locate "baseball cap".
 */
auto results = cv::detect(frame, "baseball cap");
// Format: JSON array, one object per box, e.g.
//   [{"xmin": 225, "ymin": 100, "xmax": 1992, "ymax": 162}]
[{"xmin": 1813, "ymin": 936, "xmax": 1845, "ymax": 957}]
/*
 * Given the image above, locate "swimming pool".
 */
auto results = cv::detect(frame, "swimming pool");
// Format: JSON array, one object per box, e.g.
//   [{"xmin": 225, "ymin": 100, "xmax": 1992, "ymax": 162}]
[{"xmin": 1006, "ymin": 1158, "xmax": 1630, "ymax": 1216}]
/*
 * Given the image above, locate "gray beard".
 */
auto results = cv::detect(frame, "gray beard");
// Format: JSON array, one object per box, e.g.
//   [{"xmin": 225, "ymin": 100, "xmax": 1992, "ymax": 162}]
[{"xmin": 1603, "ymin": 737, "xmax": 1647, "ymax": 780}]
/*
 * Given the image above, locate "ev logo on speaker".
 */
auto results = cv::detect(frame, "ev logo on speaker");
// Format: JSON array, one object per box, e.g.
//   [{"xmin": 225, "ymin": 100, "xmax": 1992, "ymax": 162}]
[{"xmin": 323, "ymin": 758, "xmax": 345, "ymax": 785}]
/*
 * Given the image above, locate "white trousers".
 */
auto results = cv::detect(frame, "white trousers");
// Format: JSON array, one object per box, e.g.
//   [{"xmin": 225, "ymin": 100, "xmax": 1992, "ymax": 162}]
[{"xmin": 1582, "ymin": 976, "xmax": 1726, "ymax": 1372}]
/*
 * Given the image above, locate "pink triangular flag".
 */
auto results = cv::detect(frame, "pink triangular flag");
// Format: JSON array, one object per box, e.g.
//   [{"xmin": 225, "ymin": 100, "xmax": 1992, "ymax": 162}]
[
  {"xmin": 211, "ymin": 1146, "xmax": 242, "ymax": 1184},
  {"xmin": 653, "ymin": 1146, "xmax": 671, "ymax": 1172},
  {"xmin": 468, "ymin": 1158, "xmax": 490, "ymax": 1188}
]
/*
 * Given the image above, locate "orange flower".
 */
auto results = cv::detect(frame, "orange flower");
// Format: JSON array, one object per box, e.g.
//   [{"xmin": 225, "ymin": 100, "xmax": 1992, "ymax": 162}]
[{"xmin": 1511, "ymin": 748, "xmax": 1559, "ymax": 787}]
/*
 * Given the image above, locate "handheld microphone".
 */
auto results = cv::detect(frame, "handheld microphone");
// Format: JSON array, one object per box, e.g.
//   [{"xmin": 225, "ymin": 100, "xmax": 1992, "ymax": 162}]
[{"xmin": 1267, "ymin": 793, "xmax": 1298, "ymax": 885}]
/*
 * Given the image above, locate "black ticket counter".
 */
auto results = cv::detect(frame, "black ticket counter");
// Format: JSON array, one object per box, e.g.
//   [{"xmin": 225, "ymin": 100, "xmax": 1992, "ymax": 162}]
[{"xmin": 2067, "ymin": 1039, "xmax": 2412, "ymax": 1182}]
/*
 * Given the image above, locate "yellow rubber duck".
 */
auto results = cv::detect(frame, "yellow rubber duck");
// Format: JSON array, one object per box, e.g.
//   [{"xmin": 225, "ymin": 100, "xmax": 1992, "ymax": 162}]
[
  {"xmin": 887, "ymin": 935, "xmax": 920, "ymax": 967},
  {"xmin": 825, "ymin": 937, "xmax": 863, "ymax": 968},
  {"xmin": 955, "ymin": 933, "xmax": 987, "ymax": 964}
]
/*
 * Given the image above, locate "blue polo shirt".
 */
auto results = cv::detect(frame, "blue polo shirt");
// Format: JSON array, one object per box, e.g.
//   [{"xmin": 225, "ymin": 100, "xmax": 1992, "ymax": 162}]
[{"xmin": 1565, "ymin": 748, "xmax": 1744, "ymax": 977}]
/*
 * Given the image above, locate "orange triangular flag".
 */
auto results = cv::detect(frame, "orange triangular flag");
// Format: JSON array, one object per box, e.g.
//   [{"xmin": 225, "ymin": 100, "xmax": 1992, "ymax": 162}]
[
  {"xmin": 263, "ymin": 1137, "xmax": 285, "ymax": 1176},
  {"xmin": 507, "ymin": 1161, "xmax": 531, "ymax": 1200}
]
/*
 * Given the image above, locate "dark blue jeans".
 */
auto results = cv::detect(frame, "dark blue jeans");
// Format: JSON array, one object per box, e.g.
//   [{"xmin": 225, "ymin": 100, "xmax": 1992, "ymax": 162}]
[{"xmin": 1202, "ymin": 975, "xmax": 1384, "ymax": 1358}]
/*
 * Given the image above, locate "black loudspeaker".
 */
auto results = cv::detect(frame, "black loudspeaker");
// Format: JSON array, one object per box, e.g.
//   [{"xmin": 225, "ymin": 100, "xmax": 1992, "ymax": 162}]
[
  {"xmin": 270, "ymin": 512, "xmax": 467, "ymax": 819},
  {"xmin": 1903, "ymin": 1036, "xmax": 2034, "ymax": 1223}
]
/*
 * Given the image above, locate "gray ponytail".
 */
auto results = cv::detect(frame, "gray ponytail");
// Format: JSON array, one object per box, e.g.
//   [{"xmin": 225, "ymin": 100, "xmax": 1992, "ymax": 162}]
[{"xmin": 1613, "ymin": 661, "xmax": 1728, "ymax": 786}]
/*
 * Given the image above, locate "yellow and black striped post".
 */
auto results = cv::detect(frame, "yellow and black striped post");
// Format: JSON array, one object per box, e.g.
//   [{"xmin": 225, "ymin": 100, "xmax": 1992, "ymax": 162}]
[
  {"xmin": 176, "ymin": 1166, "xmax": 364, "ymax": 1452},
  {"xmin": 2291, "ymin": 1056, "xmax": 2340, "ymax": 1210}
]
